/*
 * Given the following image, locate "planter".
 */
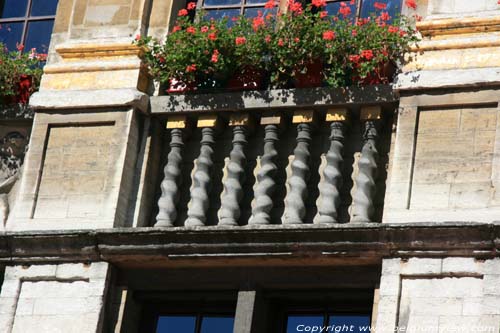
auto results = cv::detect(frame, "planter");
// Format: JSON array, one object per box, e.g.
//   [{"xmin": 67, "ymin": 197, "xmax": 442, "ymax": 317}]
[
  {"xmin": 227, "ymin": 67, "xmax": 265, "ymax": 91},
  {"xmin": 166, "ymin": 78, "xmax": 197, "ymax": 94},
  {"xmin": 293, "ymin": 61, "xmax": 323, "ymax": 88},
  {"xmin": 354, "ymin": 61, "xmax": 397, "ymax": 85}
]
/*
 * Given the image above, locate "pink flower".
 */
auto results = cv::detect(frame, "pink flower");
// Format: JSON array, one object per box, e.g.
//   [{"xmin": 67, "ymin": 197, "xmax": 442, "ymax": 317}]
[
  {"xmin": 405, "ymin": 0, "xmax": 417, "ymax": 9},
  {"xmin": 338, "ymin": 3, "xmax": 351, "ymax": 17},
  {"xmin": 201, "ymin": 26, "xmax": 209, "ymax": 33},
  {"xmin": 351, "ymin": 29, "xmax": 357, "ymax": 36},
  {"xmin": 373, "ymin": 2, "xmax": 387, "ymax": 10},
  {"xmin": 16, "ymin": 43, "xmax": 24, "ymax": 51},
  {"xmin": 323, "ymin": 30, "xmax": 335, "ymax": 41},
  {"xmin": 178, "ymin": 9, "xmax": 188, "ymax": 16},
  {"xmin": 288, "ymin": 0, "xmax": 303, "ymax": 13},
  {"xmin": 349, "ymin": 55, "xmax": 361, "ymax": 63},
  {"xmin": 388, "ymin": 25, "xmax": 399, "ymax": 33},
  {"xmin": 187, "ymin": 2, "xmax": 196, "ymax": 10},
  {"xmin": 294, "ymin": 37, "xmax": 300, "ymax": 43},
  {"xmin": 135, "ymin": 34, "xmax": 141, "ymax": 41},
  {"xmin": 235, "ymin": 36, "xmax": 247, "ymax": 45},
  {"xmin": 172, "ymin": 25, "xmax": 181, "ymax": 32},
  {"xmin": 312, "ymin": 0, "xmax": 326, "ymax": 7},
  {"xmin": 265, "ymin": 35, "xmax": 271, "ymax": 43},
  {"xmin": 211, "ymin": 49, "xmax": 219, "ymax": 63},
  {"xmin": 208, "ymin": 33, "xmax": 217, "ymax": 41},
  {"xmin": 278, "ymin": 38, "xmax": 284, "ymax": 46},
  {"xmin": 186, "ymin": 64, "xmax": 197, "ymax": 72},
  {"xmin": 320, "ymin": 11, "xmax": 328, "ymax": 18},
  {"xmin": 380, "ymin": 11, "xmax": 390, "ymax": 21},
  {"xmin": 253, "ymin": 16, "xmax": 265, "ymax": 30},
  {"xmin": 186, "ymin": 26, "xmax": 196, "ymax": 33}
]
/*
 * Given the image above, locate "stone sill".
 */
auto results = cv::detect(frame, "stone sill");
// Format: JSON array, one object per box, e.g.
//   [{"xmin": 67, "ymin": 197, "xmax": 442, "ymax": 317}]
[
  {"xmin": 0, "ymin": 222, "xmax": 498, "ymax": 266},
  {"xmin": 150, "ymin": 85, "xmax": 397, "ymax": 114}
]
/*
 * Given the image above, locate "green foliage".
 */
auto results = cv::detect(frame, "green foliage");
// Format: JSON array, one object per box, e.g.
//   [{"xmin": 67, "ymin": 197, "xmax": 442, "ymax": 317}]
[{"xmin": 0, "ymin": 43, "xmax": 45, "ymax": 105}]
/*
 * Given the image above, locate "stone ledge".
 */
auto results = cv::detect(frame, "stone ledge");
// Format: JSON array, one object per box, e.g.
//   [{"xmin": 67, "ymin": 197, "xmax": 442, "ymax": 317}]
[
  {"xmin": 395, "ymin": 67, "xmax": 500, "ymax": 91},
  {"xmin": 150, "ymin": 85, "xmax": 397, "ymax": 114},
  {"xmin": 0, "ymin": 222, "xmax": 498, "ymax": 266},
  {"xmin": 29, "ymin": 88, "xmax": 149, "ymax": 112}
]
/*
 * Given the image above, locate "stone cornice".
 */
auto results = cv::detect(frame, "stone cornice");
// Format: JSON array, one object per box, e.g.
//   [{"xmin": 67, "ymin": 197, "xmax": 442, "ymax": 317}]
[
  {"xmin": 0, "ymin": 223, "xmax": 498, "ymax": 267},
  {"xmin": 417, "ymin": 15, "xmax": 500, "ymax": 37}
]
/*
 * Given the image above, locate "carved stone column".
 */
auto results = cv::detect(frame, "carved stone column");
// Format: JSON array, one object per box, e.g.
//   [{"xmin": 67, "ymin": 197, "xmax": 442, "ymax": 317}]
[
  {"xmin": 314, "ymin": 109, "xmax": 348, "ymax": 224},
  {"xmin": 282, "ymin": 111, "xmax": 314, "ymax": 224},
  {"xmin": 185, "ymin": 115, "xmax": 219, "ymax": 227},
  {"xmin": 218, "ymin": 114, "xmax": 251, "ymax": 226},
  {"xmin": 155, "ymin": 116, "xmax": 187, "ymax": 227},
  {"xmin": 352, "ymin": 107, "xmax": 381, "ymax": 223},
  {"xmin": 249, "ymin": 115, "xmax": 281, "ymax": 225}
]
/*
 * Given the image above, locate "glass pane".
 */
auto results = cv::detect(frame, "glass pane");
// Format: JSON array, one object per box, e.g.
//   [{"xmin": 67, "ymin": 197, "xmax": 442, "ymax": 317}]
[
  {"xmin": 328, "ymin": 315, "xmax": 371, "ymax": 333},
  {"xmin": 200, "ymin": 316, "xmax": 234, "ymax": 333},
  {"xmin": 360, "ymin": 0, "xmax": 402, "ymax": 18},
  {"xmin": 244, "ymin": 6, "xmax": 276, "ymax": 18},
  {"xmin": 204, "ymin": 8, "xmax": 241, "ymax": 21},
  {"xmin": 246, "ymin": 0, "xmax": 267, "ymax": 3},
  {"xmin": 286, "ymin": 315, "xmax": 324, "ymax": 333},
  {"xmin": 30, "ymin": 0, "xmax": 59, "ymax": 17},
  {"xmin": 24, "ymin": 20, "xmax": 54, "ymax": 54},
  {"xmin": 204, "ymin": 0, "xmax": 241, "ymax": 6},
  {"xmin": 326, "ymin": 1, "xmax": 357, "ymax": 19},
  {"xmin": 0, "ymin": 22, "xmax": 23, "ymax": 52},
  {"xmin": 156, "ymin": 316, "xmax": 196, "ymax": 333},
  {"xmin": 0, "ymin": 0, "xmax": 28, "ymax": 18}
]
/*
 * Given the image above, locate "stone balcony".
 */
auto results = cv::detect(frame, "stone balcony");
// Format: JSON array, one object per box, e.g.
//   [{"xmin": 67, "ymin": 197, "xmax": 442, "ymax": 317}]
[{"xmin": 148, "ymin": 85, "xmax": 397, "ymax": 228}]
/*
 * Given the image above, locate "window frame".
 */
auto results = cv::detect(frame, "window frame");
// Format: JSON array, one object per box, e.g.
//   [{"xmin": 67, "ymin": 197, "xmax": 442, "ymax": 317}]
[{"xmin": 0, "ymin": 0, "xmax": 58, "ymax": 50}]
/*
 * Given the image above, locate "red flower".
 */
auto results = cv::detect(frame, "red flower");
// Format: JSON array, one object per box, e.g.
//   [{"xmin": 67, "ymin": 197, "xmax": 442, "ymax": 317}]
[
  {"xmin": 186, "ymin": 64, "xmax": 197, "ymax": 72},
  {"xmin": 373, "ymin": 2, "xmax": 387, "ymax": 10},
  {"xmin": 278, "ymin": 38, "xmax": 284, "ymax": 46},
  {"xmin": 294, "ymin": 37, "xmax": 300, "ymax": 43},
  {"xmin": 388, "ymin": 25, "xmax": 399, "ymax": 33},
  {"xmin": 288, "ymin": 0, "xmax": 303, "ymax": 13},
  {"xmin": 201, "ymin": 26, "xmax": 209, "ymax": 33},
  {"xmin": 172, "ymin": 25, "xmax": 181, "ymax": 32},
  {"xmin": 349, "ymin": 55, "xmax": 361, "ymax": 63},
  {"xmin": 264, "ymin": 0, "xmax": 276, "ymax": 8},
  {"xmin": 323, "ymin": 30, "xmax": 335, "ymax": 41},
  {"xmin": 235, "ymin": 36, "xmax": 247, "ymax": 45},
  {"xmin": 265, "ymin": 35, "xmax": 271, "ymax": 43},
  {"xmin": 16, "ymin": 43, "xmax": 24, "ymax": 51},
  {"xmin": 350, "ymin": 0, "xmax": 355, "ymax": 4},
  {"xmin": 312, "ymin": 0, "xmax": 326, "ymax": 7},
  {"xmin": 253, "ymin": 16, "xmax": 265, "ymax": 30},
  {"xmin": 338, "ymin": 4, "xmax": 351, "ymax": 17},
  {"xmin": 320, "ymin": 11, "xmax": 328, "ymax": 18},
  {"xmin": 186, "ymin": 26, "xmax": 196, "ymax": 34},
  {"xmin": 208, "ymin": 33, "xmax": 217, "ymax": 41},
  {"xmin": 399, "ymin": 30, "xmax": 407, "ymax": 37},
  {"xmin": 211, "ymin": 49, "xmax": 219, "ymax": 63},
  {"xmin": 361, "ymin": 49, "xmax": 374, "ymax": 60},
  {"xmin": 178, "ymin": 9, "xmax": 188, "ymax": 16},
  {"xmin": 405, "ymin": 0, "xmax": 417, "ymax": 9},
  {"xmin": 380, "ymin": 11, "xmax": 390, "ymax": 21},
  {"xmin": 135, "ymin": 34, "xmax": 141, "ymax": 41},
  {"xmin": 187, "ymin": 2, "xmax": 196, "ymax": 10},
  {"xmin": 351, "ymin": 29, "xmax": 357, "ymax": 36}
]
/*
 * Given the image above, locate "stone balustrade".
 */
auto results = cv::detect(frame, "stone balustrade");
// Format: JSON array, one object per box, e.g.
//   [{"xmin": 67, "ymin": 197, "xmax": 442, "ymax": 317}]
[{"xmin": 152, "ymin": 86, "xmax": 394, "ymax": 227}]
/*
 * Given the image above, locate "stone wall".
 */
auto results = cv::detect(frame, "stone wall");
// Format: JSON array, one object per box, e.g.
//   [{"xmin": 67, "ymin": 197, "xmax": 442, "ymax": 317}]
[{"xmin": 376, "ymin": 258, "xmax": 500, "ymax": 333}]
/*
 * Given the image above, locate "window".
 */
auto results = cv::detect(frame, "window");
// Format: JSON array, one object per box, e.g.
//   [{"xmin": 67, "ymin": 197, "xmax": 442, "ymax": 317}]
[
  {"xmin": 197, "ymin": 0, "xmax": 403, "ymax": 21},
  {"xmin": 0, "ymin": 0, "xmax": 59, "ymax": 53},
  {"xmin": 286, "ymin": 313, "xmax": 371, "ymax": 333},
  {"xmin": 156, "ymin": 314, "xmax": 234, "ymax": 333}
]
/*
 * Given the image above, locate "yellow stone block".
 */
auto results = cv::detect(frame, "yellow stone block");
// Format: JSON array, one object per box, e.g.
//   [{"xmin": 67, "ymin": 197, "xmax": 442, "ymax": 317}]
[
  {"xmin": 292, "ymin": 110, "xmax": 315, "ymax": 124},
  {"xmin": 229, "ymin": 113, "xmax": 251, "ymax": 127},
  {"xmin": 166, "ymin": 115, "xmax": 187, "ymax": 129},
  {"xmin": 260, "ymin": 115, "xmax": 282, "ymax": 125},
  {"xmin": 325, "ymin": 108, "xmax": 348, "ymax": 122},
  {"xmin": 197, "ymin": 115, "xmax": 219, "ymax": 128},
  {"xmin": 360, "ymin": 106, "xmax": 381, "ymax": 121}
]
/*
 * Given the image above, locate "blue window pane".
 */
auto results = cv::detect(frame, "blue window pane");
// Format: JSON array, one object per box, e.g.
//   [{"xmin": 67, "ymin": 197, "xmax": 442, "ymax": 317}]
[
  {"xmin": 326, "ymin": 2, "xmax": 357, "ymax": 19},
  {"xmin": 287, "ymin": 315, "xmax": 324, "ymax": 333},
  {"xmin": 156, "ymin": 316, "xmax": 196, "ymax": 333},
  {"xmin": 24, "ymin": 20, "xmax": 54, "ymax": 54},
  {"xmin": 360, "ymin": 0, "xmax": 402, "ymax": 18},
  {"xmin": 31, "ymin": 0, "xmax": 59, "ymax": 17},
  {"xmin": 0, "ymin": 0, "xmax": 28, "ymax": 18},
  {"xmin": 200, "ymin": 316, "xmax": 234, "ymax": 333},
  {"xmin": 246, "ymin": 0, "xmax": 267, "ymax": 3},
  {"xmin": 328, "ymin": 315, "xmax": 371, "ymax": 333},
  {"xmin": 204, "ymin": 0, "xmax": 241, "ymax": 6},
  {"xmin": 205, "ymin": 8, "xmax": 240, "ymax": 21},
  {"xmin": 244, "ymin": 6, "xmax": 276, "ymax": 18},
  {"xmin": 0, "ymin": 22, "xmax": 23, "ymax": 52}
]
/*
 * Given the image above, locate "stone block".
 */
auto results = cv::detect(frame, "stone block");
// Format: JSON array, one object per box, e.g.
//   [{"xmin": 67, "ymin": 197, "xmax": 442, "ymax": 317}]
[
  {"xmin": 442, "ymin": 258, "xmax": 481, "ymax": 274},
  {"xmin": 400, "ymin": 258, "xmax": 442, "ymax": 275},
  {"xmin": 462, "ymin": 298, "xmax": 483, "ymax": 316},
  {"xmin": 379, "ymin": 275, "xmax": 400, "ymax": 296},
  {"xmin": 55, "ymin": 264, "xmax": 89, "ymax": 280},
  {"xmin": 418, "ymin": 109, "xmax": 460, "ymax": 133}
]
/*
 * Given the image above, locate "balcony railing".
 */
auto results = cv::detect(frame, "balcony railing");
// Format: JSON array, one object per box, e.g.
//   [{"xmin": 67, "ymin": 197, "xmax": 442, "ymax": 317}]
[{"xmin": 149, "ymin": 85, "xmax": 397, "ymax": 227}]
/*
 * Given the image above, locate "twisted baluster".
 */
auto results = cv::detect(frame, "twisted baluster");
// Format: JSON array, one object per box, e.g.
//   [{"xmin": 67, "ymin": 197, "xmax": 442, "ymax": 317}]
[
  {"xmin": 249, "ymin": 124, "xmax": 279, "ymax": 225},
  {"xmin": 155, "ymin": 128, "xmax": 184, "ymax": 227},
  {"xmin": 218, "ymin": 126, "xmax": 248, "ymax": 226},
  {"xmin": 352, "ymin": 120, "xmax": 379, "ymax": 222},
  {"xmin": 282, "ymin": 123, "xmax": 312, "ymax": 224},
  {"xmin": 185, "ymin": 127, "xmax": 215, "ymax": 226},
  {"xmin": 314, "ymin": 121, "xmax": 345, "ymax": 224}
]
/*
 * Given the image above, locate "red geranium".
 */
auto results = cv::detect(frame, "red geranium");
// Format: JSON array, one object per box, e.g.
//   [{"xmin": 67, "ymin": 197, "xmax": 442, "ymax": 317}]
[
  {"xmin": 373, "ymin": 2, "xmax": 387, "ymax": 10},
  {"xmin": 235, "ymin": 36, "xmax": 247, "ymax": 45},
  {"xmin": 323, "ymin": 30, "xmax": 335, "ymax": 41},
  {"xmin": 361, "ymin": 49, "xmax": 374, "ymax": 60},
  {"xmin": 178, "ymin": 9, "xmax": 188, "ymax": 16},
  {"xmin": 405, "ymin": 0, "xmax": 417, "ymax": 9},
  {"xmin": 187, "ymin": 2, "xmax": 196, "ymax": 10},
  {"xmin": 312, "ymin": 0, "xmax": 327, "ymax": 7}
]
